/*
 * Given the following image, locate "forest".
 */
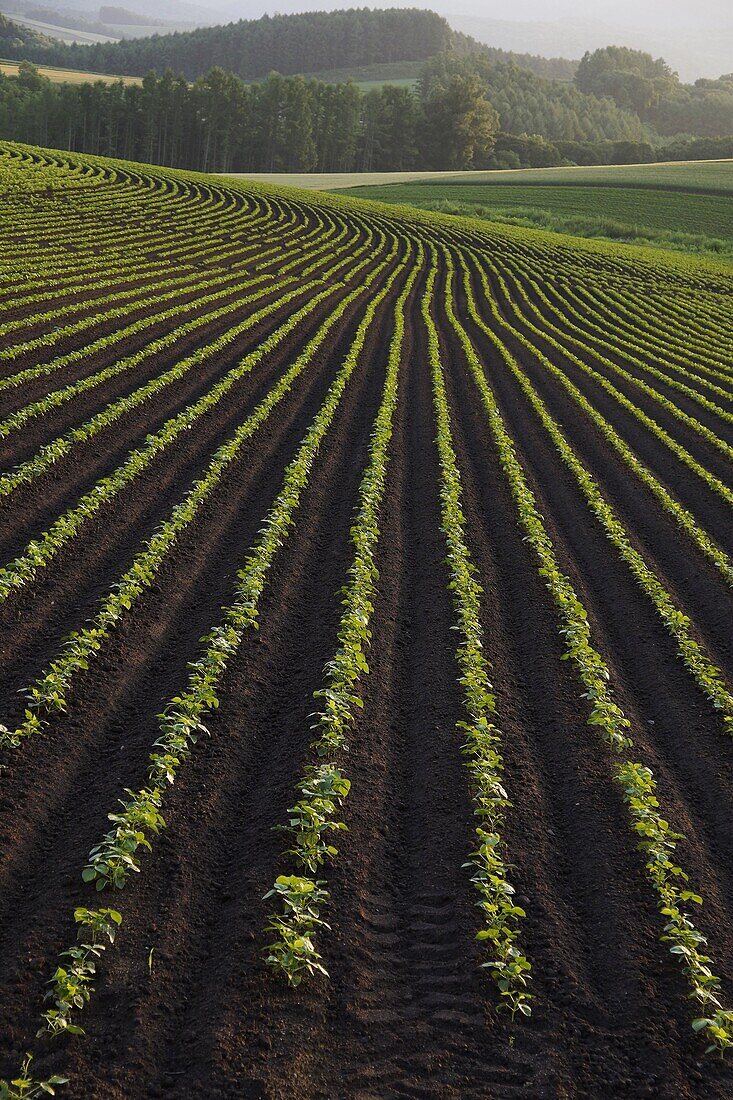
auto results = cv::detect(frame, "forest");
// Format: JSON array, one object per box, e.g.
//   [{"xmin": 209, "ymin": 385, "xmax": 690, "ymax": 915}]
[
  {"xmin": 0, "ymin": 8, "xmax": 455, "ymax": 80},
  {"xmin": 0, "ymin": 55, "xmax": 657, "ymax": 174}
]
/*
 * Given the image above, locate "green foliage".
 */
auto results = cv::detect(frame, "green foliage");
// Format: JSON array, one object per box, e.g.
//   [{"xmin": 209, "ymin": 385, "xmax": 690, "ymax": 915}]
[
  {"xmin": 0, "ymin": 28, "xmax": 684, "ymax": 174},
  {"xmin": 263, "ymin": 877, "xmax": 331, "ymax": 985},
  {"xmin": 420, "ymin": 71, "xmax": 500, "ymax": 169},
  {"xmin": 420, "ymin": 54, "xmax": 645, "ymax": 147},
  {"xmin": 576, "ymin": 47, "xmax": 733, "ymax": 137},
  {"xmin": 39, "ymin": 909, "xmax": 121, "ymax": 1037},
  {"xmin": 275, "ymin": 765, "xmax": 351, "ymax": 873},
  {"xmin": 3, "ymin": 8, "xmax": 454, "ymax": 82},
  {"xmin": 0, "ymin": 1054, "xmax": 68, "ymax": 1099},
  {"xmin": 575, "ymin": 46, "xmax": 678, "ymax": 115}
]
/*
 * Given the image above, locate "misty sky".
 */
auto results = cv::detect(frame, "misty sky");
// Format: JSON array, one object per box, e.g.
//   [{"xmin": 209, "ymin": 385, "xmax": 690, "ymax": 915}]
[{"xmin": 470, "ymin": 0, "xmax": 732, "ymax": 27}]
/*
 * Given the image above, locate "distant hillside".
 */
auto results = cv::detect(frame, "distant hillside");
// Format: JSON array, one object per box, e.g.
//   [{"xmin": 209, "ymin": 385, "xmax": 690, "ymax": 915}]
[
  {"xmin": 0, "ymin": 7, "xmax": 455, "ymax": 79},
  {"xmin": 0, "ymin": 8, "xmax": 52, "ymax": 47},
  {"xmin": 451, "ymin": 30, "xmax": 576, "ymax": 82}
]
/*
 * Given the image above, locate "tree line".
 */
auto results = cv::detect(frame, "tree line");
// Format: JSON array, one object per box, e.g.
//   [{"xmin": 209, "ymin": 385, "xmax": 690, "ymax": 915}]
[
  {"xmin": 0, "ymin": 54, "xmax": 655, "ymax": 175},
  {"xmin": 0, "ymin": 64, "xmax": 461, "ymax": 172}
]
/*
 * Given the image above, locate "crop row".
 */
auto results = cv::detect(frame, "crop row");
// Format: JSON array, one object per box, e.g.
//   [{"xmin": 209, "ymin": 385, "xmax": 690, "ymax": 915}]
[
  {"xmin": 457, "ymin": 249, "xmax": 733, "ymax": 733},
  {"xmin": 485, "ymin": 248, "xmax": 733, "ymax": 458},
  {"xmin": 483, "ymin": 256, "xmax": 733, "ymax": 512},
  {"xmin": 442, "ymin": 244, "xmax": 733, "ymax": 1054},
  {"xmin": 525, "ymin": 272, "xmax": 733, "ymax": 435},
  {"xmin": 0, "ymin": 223, "xmax": 381, "ymax": 506},
  {"xmin": 0, "ymin": 204, "xmax": 343, "ymax": 400},
  {"xmin": 0, "ymin": 199, "xmax": 296, "ymax": 348},
  {"xmin": 263, "ymin": 239, "xmax": 422, "ymax": 985},
  {"xmin": 0, "ymin": 222, "xmax": 382, "ymax": 570},
  {"xmin": 423, "ymin": 246, "xmax": 532, "ymax": 1018},
  {"xmin": 564, "ymin": 281, "xmax": 733, "ymax": 389},
  {"xmin": 0, "ymin": 221, "xmax": 358, "ymax": 466},
  {"xmin": 0, "ymin": 177, "xmax": 244, "ymax": 290}
]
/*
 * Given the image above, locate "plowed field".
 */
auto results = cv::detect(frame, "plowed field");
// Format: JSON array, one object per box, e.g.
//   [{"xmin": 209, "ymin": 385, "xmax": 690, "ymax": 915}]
[{"xmin": 1, "ymin": 142, "xmax": 733, "ymax": 1100}]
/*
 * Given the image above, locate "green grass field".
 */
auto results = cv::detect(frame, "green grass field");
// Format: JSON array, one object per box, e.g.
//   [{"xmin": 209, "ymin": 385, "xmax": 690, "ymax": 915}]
[
  {"xmin": 339, "ymin": 183, "xmax": 732, "ymax": 239},
  {"xmin": 0, "ymin": 58, "xmax": 142, "ymax": 84},
  {"xmin": 336, "ymin": 160, "xmax": 733, "ymax": 259},
  {"xmin": 235, "ymin": 160, "xmax": 733, "ymax": 194},
  {"xmin": 425, "ymin": 160, "xmax": 733, "ymax": 194}
]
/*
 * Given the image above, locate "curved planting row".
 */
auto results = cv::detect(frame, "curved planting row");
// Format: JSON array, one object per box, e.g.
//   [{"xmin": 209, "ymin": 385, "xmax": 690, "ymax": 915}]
[
  {"xmin": 455, "ymin": 246, "xmax": 733, "ymax": 735},
  {"xmin": 0, "ymin": 228, "xmax": 399, "ymax": 736},
  {"xmin": 480, "ymin": 256, "xmax": 733, "ymax": 512},
  {"xmin": 422, "ymin": 247, "xmax": 531, "ymax": 1019}
]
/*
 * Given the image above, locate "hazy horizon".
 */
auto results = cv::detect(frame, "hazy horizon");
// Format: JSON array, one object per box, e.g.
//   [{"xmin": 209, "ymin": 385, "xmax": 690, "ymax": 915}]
[
  {"xmin": 189, "ymin": 0, "xmax": 732, "ymax": 30},
  {"xmin": 4, "ymin": 0, "xmax": 730, "ymax": 80},
  {"xmin": 173, "ymin": 0, "xmax": 731, "ymax": 80}
]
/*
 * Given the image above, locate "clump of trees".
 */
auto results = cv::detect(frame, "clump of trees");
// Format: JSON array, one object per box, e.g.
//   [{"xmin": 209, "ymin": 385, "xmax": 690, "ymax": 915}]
[
  {"xmin": 419, "ymin": 69, "xmax": 499, "ymax": 168},
  {"xmin": 575, "ymin": 46, "xmax": 733, "ymax": 137},
  {"xmin": 575, "ymin": 46, "xmax": 677, "ymax": 115},
  {"xmin": 421, "ymin": 55, "xmax": 646, "ymax": 144},
  {"xmin": 0, "ymin": 11, "xmax": 52, "ymax": 50}
]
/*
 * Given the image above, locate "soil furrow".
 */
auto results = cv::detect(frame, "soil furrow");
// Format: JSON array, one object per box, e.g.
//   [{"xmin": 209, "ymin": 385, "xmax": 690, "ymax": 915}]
[{"xmin": 473, "ymin": 259, "xmax": 733, "ymax": 554}]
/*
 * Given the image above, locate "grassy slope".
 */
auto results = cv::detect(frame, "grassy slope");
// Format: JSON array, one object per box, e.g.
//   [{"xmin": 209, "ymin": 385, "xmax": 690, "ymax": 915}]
[
  {"xmin": 234, "ymin": 161, "xmax": 733, "ymax": 193},
  {"xmin": 227, "ymin": 170, "xmax": 470, "ymax": 189},
  {"xmin": 2, "ymin": 13, "xmax": 118, "ymax": 44},
  {"xmin": 421, "ymin": 160, "xmax": 733, "ymax": 193},
  {"xmin": 339, "ymin": 183, "xmax": 732, "ymax": 238}
]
